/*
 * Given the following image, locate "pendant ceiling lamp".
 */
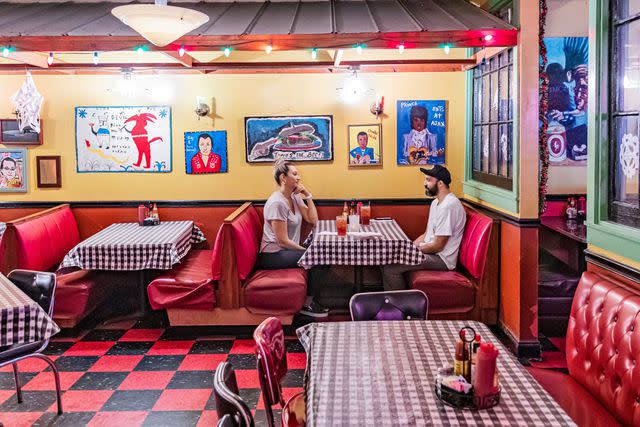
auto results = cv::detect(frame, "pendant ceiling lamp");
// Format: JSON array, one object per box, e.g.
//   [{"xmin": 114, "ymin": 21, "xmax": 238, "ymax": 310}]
[{"xmin": 112, "ymin": 0, "xmax": 209, "ymax": 47}]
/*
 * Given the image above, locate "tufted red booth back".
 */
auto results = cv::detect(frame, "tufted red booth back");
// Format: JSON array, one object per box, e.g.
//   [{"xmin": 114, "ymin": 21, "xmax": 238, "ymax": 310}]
[
  {"xmin": 254, "ymin": 317, "xmax": 288, "ymax": 407},
  {"xmin": 566, "ymin": 271, "xmax": 640, "ymax": 426},
  {"xmin": 13, "ymin": 205, "xmax": 81, "ymax": 272},
  {"xmin": 457, "ymin": 208, "xmax": 492, "ymax": 280},
  {"xmin": 227, "ymin": 205, "xmax": 264, "ymax": 280}
]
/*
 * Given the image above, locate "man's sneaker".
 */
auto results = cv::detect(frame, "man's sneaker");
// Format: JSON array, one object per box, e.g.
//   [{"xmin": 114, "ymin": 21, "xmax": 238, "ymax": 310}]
[{"xmin": 299, "ymin": 301, "xmax": 330, "ymax": 318}]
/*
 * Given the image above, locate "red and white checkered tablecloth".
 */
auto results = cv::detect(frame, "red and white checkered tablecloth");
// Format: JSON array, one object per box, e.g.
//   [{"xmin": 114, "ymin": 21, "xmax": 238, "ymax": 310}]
[
  {"xmin": 0, "ymin": 274, "xmax": 60, "ymax": 347},
  {"xmin": 59, "ymin": 221, "xmax": 206, "ymax": 271},
  {"xmin": 298, "ymin": 219, "xmax": 425, "ymax": 269},
  {"xmin": 297, "ymin": 320, "xmax": 575, "ymax": 427}
]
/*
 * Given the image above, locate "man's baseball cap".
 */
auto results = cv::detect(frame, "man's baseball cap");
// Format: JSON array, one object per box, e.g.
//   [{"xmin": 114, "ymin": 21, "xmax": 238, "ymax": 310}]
[{"xmin": 420, "ymin": 165, "xmax": 451, "ymax": 185}]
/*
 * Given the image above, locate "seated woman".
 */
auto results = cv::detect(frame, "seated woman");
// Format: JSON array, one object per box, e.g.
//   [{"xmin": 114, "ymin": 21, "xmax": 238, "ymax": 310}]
[{"xmin": 257, "ymin": 158, "xmax": 329, "ymax": 317}]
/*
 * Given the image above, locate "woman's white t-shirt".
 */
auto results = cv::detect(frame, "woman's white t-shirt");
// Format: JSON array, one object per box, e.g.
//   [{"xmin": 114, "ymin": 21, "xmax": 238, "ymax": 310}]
[{"xmin": 260, "ymin": 191, "xmax": 304, "ymax": 253}]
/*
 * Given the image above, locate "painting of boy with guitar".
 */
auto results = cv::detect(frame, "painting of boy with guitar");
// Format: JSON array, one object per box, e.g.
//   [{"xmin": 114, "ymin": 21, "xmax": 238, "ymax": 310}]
[{"xmin": 397, "ymin": 101, "xmax": 446, "ymax": 165}]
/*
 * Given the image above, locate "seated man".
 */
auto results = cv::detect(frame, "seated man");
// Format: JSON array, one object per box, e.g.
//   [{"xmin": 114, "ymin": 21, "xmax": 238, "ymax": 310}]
[{"xmin": 382, "ymin": 165, "xmax": 466, "ymax": 290}]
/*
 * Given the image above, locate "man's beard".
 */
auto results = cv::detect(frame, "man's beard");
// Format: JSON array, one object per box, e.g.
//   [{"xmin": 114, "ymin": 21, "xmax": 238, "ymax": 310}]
[{"xmin": 425, "ymin": 185, "xmax": 438, "ymax": 197}]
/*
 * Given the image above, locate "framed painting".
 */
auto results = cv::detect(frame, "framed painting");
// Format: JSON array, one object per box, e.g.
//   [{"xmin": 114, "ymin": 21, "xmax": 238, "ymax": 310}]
[
  {"xmin": 75, "ymin": 106, "xmax": 172, "ymax": 173},
  {"xmin": 184, "ymin": 131, "xmax": 228, "ymax": 174},
  {"xmin": 396, "ymin": 100, "xmax": 446, "ymax": 165},
  {"xmin": 36, "ymin": 156, "xmax": 61, "ymax": 188},
  {"xmin": 0, "ymin": 119, "xmax": 42, "ymax": 145},
  {"xmin": 0, "ymin": 148, "xmax": 28, "ymax": 192},
  {"xmin": 348, "ymin": 124, "xmax": 382, "ymax": 166},
  {"xmin": 245, "ymin": 115, "xmax": 333, "ymax": 163}
]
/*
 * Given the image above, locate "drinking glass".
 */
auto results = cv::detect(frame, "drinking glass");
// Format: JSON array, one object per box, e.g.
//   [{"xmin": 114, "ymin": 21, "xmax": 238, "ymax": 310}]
[
  {"xmin": 336, "ymin": 215, "xmax": 347, "ymax": 237},
  {"xmin": 361, "ymin": 203, "xmax": 371, "ymax": 225},
  {"xmin": 348, "ymin": 214, "xmax": 360, "ymax": 232}
]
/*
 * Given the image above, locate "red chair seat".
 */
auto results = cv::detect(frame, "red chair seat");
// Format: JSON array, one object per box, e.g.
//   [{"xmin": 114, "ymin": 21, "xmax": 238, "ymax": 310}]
[
  {"xmin": 408, "ymin": 270, "xmax": 475, "ymax": 314},
  {"xmin": 244, "ymin": 269, "xmax": 307, "ymax": 315},
  {"xmin": 54, "ymin": 269, "xmax": 111, "ymax": 327},
  {"xmin": 526, "ymin": 367, "xmax": 622, "ymax": 427},
  {"xmin": 147, "ymin": 250, "xmax": 215, "ymax": 310},
  {"xmin": 281, "ymin": 391, "xmax": 306, "ymax": 427}
]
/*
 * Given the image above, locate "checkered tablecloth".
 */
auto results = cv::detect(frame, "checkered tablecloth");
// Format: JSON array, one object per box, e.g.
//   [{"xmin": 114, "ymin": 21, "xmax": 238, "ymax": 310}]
[
  {"xmin": 298, "ymin": 219, "xmax": 425, "ymax": 269},
  {"xmin": 297, "ymin": 321, "xmax": 575, "ymax": 427},
  {"xmin": 0, "ymin": 273, "xmax": 60, "ymax": 347},
  {"xmin": 60, "ymin": 221, "xmax": 206, "ymax": 271}
]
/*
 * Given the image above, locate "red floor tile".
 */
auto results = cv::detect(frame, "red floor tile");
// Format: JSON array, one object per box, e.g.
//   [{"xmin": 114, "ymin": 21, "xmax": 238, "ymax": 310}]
[
  {"xmin": 118, "ymin": 371, "xmax": 174, "ymax": 390},
  {"xmin": 0, "ymin": 411, "xmax": 42, "ymax": 427},
  {"xmin": 229, "ymin": 339, "xmax": 256, "ymax": 354},
  {"xmin": 146, "ymin": 340, "xmax": 195, "ymax": 355},
  {"xmin": 178, "ymin": 354, "xmax": 227, "ymax": 371},
  {"xmin": 530, "ymin": 351, "xmax": 568, "ymax": 369},
  {"xmin": 88, "ymin": 355, "xmax": 144, "ymax": 372},
  {"xmin": 234, "ymin": 369, "xmax": 261, "ymax": 389},
  {"xmin": 286, "ymin": 352, "xmax": 307, "ymax": 370},
  {"xmin": 0, "ymin": 356, "xmax": 57, "ymax": 373},
  {"xmin": 549, "ymin": 337, "xmax": 566, "ymax": 352},
  {"xmin": 22, "ymin": 371, "xmax": 84, "ymax": 391},
  {"xmin": 119, "ymin": 329, "xmax": 164, "ymax": 342},
  {"xmin": 256, "ymin": 387, "xmax": 303, "ymax": 410},
  {"xmin": 0, "ymin": 390, "xmax": 14, "ymax": 405},
  {"xmin": 152, "ymin": 388, "xmax": 212, "ymax": 411},
  {"xmin": 65, "ymin": 341, "xmax": 115, "ymax": 356},
  {"xmin": 196, "ymin": 410, "xmax": 219, "ymax": 427},
  {"xmin": 87, "ymin": 410, "xmax": 148, "ymax": 427},
  {"xmin": 48, "ymin": 390, "xmax": 113, "ymax": 412}
]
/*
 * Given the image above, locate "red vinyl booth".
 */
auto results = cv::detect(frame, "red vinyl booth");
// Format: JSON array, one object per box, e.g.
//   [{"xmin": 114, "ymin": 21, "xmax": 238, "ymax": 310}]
[
  {"xmin": 1, "ymin": 205, "xmax": 112, "ymax": 328},
  {"xmin": 528, "ymin": 271, "xmax": 640, "ymax": 427},
  {"xmin": 147, "ymin": 202, "xmax": 307, "ymax": 326},
  {"xmin": 407, "ymin": 205, "xmax": 499, "ymax": 323}
]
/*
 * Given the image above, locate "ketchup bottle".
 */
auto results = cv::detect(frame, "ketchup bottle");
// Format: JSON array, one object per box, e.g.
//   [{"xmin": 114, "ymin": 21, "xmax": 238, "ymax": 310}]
[
  {"xmin": 473, "ymin": 343, "xmax": 499, "ymax": 396},
  {"xmin": 137, "ymin": 204, "xmax": 146, "ymax": 225}
]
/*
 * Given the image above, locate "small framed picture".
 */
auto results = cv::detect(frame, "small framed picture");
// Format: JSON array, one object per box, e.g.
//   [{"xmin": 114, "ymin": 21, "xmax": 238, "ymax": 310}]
[
  {"xmin": 184, "ymin": 131, "xmax": 228, "ymax": 174},
  {"xmin": 36, "ymin": 156, "xmax": 61, "ymax": 188},
  {"xmin": 0, "ymin": 148, "xmax": 28, "ymax": 192},
  {"xmin": 348, "ymin": 124, "xmax": 382, "ymax": 166},
  {"xmin": 0, "ymin": 119, "xmax": 43, "ymax": 145}
]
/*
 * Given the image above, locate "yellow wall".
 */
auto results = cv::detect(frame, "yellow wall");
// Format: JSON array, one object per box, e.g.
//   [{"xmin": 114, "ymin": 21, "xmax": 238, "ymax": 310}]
[{"xmin": 0, "ymin": 72, "xmax": 466, "ymax": 201}]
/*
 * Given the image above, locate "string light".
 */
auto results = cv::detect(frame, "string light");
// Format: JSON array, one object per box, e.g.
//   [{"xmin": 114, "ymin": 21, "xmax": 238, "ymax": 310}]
[
  {"xmin": 355, "ymin": 43, "xmax": 364, "ymax": 55},
  {"xmin": 136, "ymin": 46, "xmax": 145, "ymax": 56},
  {"xmin": 2, "ymin": 47, "xmax": 10, "ymax": 58},
  {"xmin": 398, "ymin": 42, "xmax": 405, "ymax": 54},
  {"xmin": 47, "ymin": 52, "xmax": 54, "ymax": 65},
  {"xmin": 93, "ymin": 52, "xmax": 100, "ymax": 65},
  {"xmin": 443, "ymin": 45, "xmax": 450, "ymax": 55},
  {"xmin": 484, "ymin": 34, "xmax": 493, "ymax": 42},
  {"xmin": 265, "ymin": 44, "xmax": 272, "ymax": 54},
  {"xmin": 311, "ymin": 48, "xmax": 318, "ymax": 60},
  {"xmin": 223, "ymin": 46, "xmax": 231, "ymax": 57},
  {"xmin": 178, "ymin": 44, "xmax": 185, "ymax": 57}
]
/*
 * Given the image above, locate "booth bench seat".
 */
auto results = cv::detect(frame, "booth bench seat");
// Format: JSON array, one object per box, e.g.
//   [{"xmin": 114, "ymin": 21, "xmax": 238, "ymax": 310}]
[
  {"xmin": 1, "ymin": 204, "xmax": 113, "ymax": 328},
  {"xmin": 528, "ymin": 271, "xmax": 640, "ymax": 427},
  {"xmin": 408, "ymin": 205, "xmax": 499, "ymax": 324},
  {"xmin": 147, "ymin": 202, "xmax": 307, "ymax": 326}
]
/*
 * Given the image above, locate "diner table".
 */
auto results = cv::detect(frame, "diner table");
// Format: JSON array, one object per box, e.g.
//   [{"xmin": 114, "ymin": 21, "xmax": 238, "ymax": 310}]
[
  {"xmin": 59, "ymin": 220, "xmax": 206, "ymax": 313},
  {"xmin": 297, "ymin": 320, "xmax": 575, "ymax": 426},
  {"xmin": 0, "ymin": 273, "xmax": 60, "ymax": 347}
]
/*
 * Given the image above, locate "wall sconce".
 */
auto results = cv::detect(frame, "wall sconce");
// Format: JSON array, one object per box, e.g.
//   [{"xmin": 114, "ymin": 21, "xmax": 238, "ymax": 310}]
[
  {"xmin": 195, "ymin": 96, "xmax": 210, "ymax": 119},
  {"xmin": 370, "ymin": 94, "xmax": 384, "ymax": 118}
]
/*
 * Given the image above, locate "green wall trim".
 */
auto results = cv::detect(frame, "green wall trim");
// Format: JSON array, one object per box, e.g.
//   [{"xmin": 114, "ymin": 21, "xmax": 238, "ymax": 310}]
[
  {"xmin": 586, "ymin": 0, "xmax": 640, "ymax": 262},
  {"xmin": 463, "ymin": 180, "xmax": 519, "ymax": 213}
]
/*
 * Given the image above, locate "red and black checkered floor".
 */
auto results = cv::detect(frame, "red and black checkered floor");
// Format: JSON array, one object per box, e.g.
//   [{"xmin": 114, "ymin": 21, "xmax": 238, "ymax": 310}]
[{"xmin": 0, "ymin": 314, "xmax": 307, "ymax": 427}]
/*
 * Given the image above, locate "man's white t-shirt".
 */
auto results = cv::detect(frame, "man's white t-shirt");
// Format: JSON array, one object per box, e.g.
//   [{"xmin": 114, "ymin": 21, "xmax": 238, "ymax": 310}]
[{"xmin": 423, "ymin": 193, "xmax": 466, "ymax": 270}]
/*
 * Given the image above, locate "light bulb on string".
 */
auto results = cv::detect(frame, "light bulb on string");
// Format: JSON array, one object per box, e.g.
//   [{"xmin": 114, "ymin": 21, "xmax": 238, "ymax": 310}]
[
  {"xmin": 443, "ymin": 45, "xmax": 450, "ymax": 55},
  {"xmin": 136, "ymin": 46, "xmax": 145, "ymax": 56},
  {"xmin": 311, "ymin": 48, "xmax": 318, "ymax": 60},
  {"xmin": 223, "ymin": 46, "xmax": 231, "ymax": 57},
  {"xmin": 2, "ymin": 47, "xmax": 10, "ymax": 58},
  {"xmin": 179, "ymin": 45, "xmax": 185, "ymax": 57},
  {"xmin": 398, "ymin": 43, "xmax": 405, "ymax": 54},
  {"xmin": 47, "ymin": 52, "xmax": 54, "ymax": 65},
  {"xmin": 265, "ymin": 44, "xmax": 272, "ymax": 54},
  {"xmin": 93, "ymin": 52, "xmax": 100, "ymax": 65},
  {"xmin": 484, "ymin": 34, "xmax": 493, "ymax": 42},
  {"xmin": 355, "ymin": 43, "xmax": 364, "ymax": 55}
]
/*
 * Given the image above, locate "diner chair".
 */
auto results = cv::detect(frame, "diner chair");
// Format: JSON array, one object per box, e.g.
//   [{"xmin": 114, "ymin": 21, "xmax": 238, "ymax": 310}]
[
  {"xmin": 349, "ymin": 290, "xmax": 429, "ymax": 321},
  {"xmin": 254, "ymin": 317, "xmax": 306, "ymax": 427},
  {"xmin": 213, "ymin": 362, "xmax": 254, "ymax": 427},
  {"xmin": 0, "ymin": 270, "xmax": 62, "ymax": 414}
]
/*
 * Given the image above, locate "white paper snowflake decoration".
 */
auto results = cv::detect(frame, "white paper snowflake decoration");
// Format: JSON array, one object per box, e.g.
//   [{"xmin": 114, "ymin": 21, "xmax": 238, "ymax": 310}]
[
  {"xmin": 620, "ymin": 133, "xmax": 639, "ymax": 179},
  {"xmin": 10, "ymin": 72, "xmax": 44, "ymax": 134}
]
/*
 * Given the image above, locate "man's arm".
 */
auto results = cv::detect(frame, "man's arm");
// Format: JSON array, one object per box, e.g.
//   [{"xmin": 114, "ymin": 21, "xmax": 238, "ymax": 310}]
[{"xmin": 419, "ymin": 235, "xmax": 449, "ymax": 254}]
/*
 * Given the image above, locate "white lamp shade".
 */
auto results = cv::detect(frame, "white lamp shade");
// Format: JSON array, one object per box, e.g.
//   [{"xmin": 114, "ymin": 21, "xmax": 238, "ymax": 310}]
[{"xmin": 112, "ymin": 4, "xmax": 209, "ymax": 47}]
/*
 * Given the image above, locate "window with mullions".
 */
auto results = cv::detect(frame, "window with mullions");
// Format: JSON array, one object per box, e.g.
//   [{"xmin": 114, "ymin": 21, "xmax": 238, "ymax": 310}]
[
  {"xmin": 471, "ymin": 49, "xmax": 514, "ymax": 190},
  {"xmin": 610, "ymin": 0, "xmax": 640, "ymax": 228}
]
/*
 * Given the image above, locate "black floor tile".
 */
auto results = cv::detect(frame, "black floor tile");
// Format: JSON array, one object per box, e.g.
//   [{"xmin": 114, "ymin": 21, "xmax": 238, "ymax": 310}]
[
  {"xmin": 188, "ymin": 340, "xmax": 234, "ymax": 354},
  {"xmin": 53, "ymin": 356, "xmax": 100, "ymax": 372},
  {"xmin": 0, "ymin": 391, "xmax": 57, "ymax": 412},
  {"xmin": 133, "ymin": 311, "xmax": 169, "ymax": 330},
  {"xmin": 134, "ymin": 356, "xmax": 185, "ymax": 372},
  {"xmin": 70, "ymin": 372, "xmax": 128, "ymax": 390},
  {"xmin": 142, "ymin": 410, "xmax": 201, "ymax": 426},
  {"xmin": 0, "ymin": 372, "xmax": 37, "ymax": 390},
  {"xmin": 225, "ymin": 354, "xmax": 257, "ymax": 370},
  {"xmin": 81, "ymin": 329, "xmax": 126, "ymax": 342},
  {"xmin": 238, "ymin": 388, "xmax": 261, "ymax": 409},
  {"xmin": 34, "ymin": 411, "xmax": 96, "ymax": 426},
  {"xmin": 281, "ymin": 369, "xmax": 305, "ymax": 388},
  {"xmin": 285, "ymin": 340, "xmax": 305, "ymax": 354},
  {"xmin": 167, "ymin": 371, "xmax": 214, "ymax": 389},
  {"xmin": 254, "ymin": 409, "xmax": 281, "ymax": 427},
  {"xmin": 42, "ymin": 342, "xmax": 75, "ymax": 356},
  {"xmin": 539, "ymin": 335, "xmax": 559, "ymax": 353},
  {"xmin": 101, "ymin": 390, "xmax": 162, "ymax": 412},
  {"xmin": 105, "ymin": 342, "xmax": 155, "ymax": 355}
]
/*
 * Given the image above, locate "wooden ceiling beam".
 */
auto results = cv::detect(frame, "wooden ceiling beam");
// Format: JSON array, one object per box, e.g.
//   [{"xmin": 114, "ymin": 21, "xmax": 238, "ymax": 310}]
[
  {"xmin": 6, "ymin": 52, "xmax": 49, "ymax": 68},
  {"xmin": 161, "ymin": 50, "xmax": 194, "ymax": 68}
]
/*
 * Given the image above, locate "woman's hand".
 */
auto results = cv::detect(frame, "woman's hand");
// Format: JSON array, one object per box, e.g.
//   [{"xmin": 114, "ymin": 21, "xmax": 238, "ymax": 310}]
[{"xmin": 294, "ymin": 183, "xmax": 310, "ymax": 198}]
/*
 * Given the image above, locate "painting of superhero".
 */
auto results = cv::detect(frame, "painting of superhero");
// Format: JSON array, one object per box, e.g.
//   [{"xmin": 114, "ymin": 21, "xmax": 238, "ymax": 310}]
[
  {"xmin": 396, "ymin": 100, "xmax": 446, "ymax": 166},
  {"xmin": 75, "ymin": 106, "xmax": 172, "ymax": 172},
  {"xmin": 542, "ymin": 37, "xmax": 588, "ymax": 165},
  {"xmin": 184, "ymin": 131, "xmax": 228, "ymax": 174}
]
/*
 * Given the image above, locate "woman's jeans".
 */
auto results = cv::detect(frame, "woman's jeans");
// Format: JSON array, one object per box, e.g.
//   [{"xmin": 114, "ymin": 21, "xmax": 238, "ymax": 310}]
[{"xmin": 256, "ymin": 249, "xmax": 319, "ymax": 299}]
